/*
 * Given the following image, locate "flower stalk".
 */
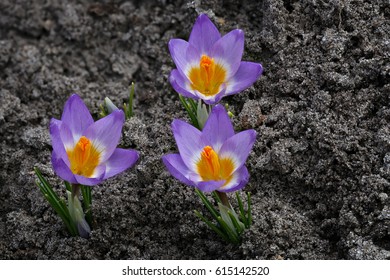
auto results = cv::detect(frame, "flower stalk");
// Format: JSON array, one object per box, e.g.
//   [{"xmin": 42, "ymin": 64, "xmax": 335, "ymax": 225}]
[
  {"xmin": 68, "ymin": 184, "xmax": 91, "ymax": 238},
  {"xmin": 215, "ymin": 191, "xmax": 230, "ymax": 208}
]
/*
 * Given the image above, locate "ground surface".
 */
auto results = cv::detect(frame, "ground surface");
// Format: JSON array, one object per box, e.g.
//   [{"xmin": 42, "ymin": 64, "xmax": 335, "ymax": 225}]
[{"xmin": 0, "ymin": 0, "xmax": 389, "ymax": 259}]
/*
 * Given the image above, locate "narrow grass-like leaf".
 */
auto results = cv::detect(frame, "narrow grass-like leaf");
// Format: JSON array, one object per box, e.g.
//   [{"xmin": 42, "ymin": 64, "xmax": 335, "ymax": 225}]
[
  {"xmin": 37, "ymin": 181, "xmax": 68, "ymax": 222},
  {"xmin": 187, "ymin": 98, "xmax": 198, "ymax": 115},
  {"xmin": 236, "ymin": 191, "xmax": 248, "ymax": 226},
  {"xmin": 64, "ymin": 181, "xmax": 72, "ymax": 192},
  {"xmin": 35, "ymin": 169, "xmax": 67, "ymax": 213},
  {"xmin": 80, "ymin": 185, "xmax": 92, "ymax": 226},
  {"xmin": 216, "ymin": 216, "xmax": 240, "ymax": 244},
  {"xmin": 194, "ymin": 210, "xmax": 229, "ymax": 242},
  {"xmin": 195, "ymin": 189, "xmax": 219, "ymax": 221},
  {"xmin": 178, "ymin": 95, "xmax": 199, "ymax": 128},
  {"xmin": 212, "ymin": 191, "xmax": 223, "ymax": 204},
  {"xmin": 34, "ymin": 168, "xmax": 77, "ymax": 236},
  {"xmin": 247, "ymin": 192, "xmax": 252, "ymax": 227},
  {"xmin": 228, "ymin": 211, "xmax": 245, "ymax": 235},
  {"xmin": 126, "ymin": 82, "xmax": 135, "ymax": 119}
]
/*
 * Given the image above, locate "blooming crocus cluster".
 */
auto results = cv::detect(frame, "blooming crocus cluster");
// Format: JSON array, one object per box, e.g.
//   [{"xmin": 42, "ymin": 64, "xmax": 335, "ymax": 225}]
[
  {"xmin": 169, "ymin": 14, "xmax": 263, "ymax": 104},
  {"xmin": 163, "ymin": 105, "xmax": 256, "ymax": 192},
  {"xmin": 50, "ymin": 94, "xmax": 139, "ymax": 186}
]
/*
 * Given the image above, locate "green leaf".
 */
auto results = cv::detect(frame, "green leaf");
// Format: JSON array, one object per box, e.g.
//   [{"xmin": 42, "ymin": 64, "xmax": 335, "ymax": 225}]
[
  {"xmin": 178, "ymin": 95, "xmax": 199, "ymax": 129},
  {"xmin": 216, "ymin": 215, "xmax": 240, "ymax": 244},
  {"xmin": 228, "ymin": 211, "xmax": 245, "ymax": 235},
  {"xmin": 125, "ymin": 82, "xmax": 135, "ymax": 119},
  {"xmin": 194, "ymin": 189, "xmax": 219, "ymax": 221},
  {"xmin": 187, "ymin": 98, "xmax": 198, "ymax": 115},
  {"xmin": 212, "ymin": 191, "xmax": 223, "ymax": 204},
  {"xmin": 64, "ymin": 181, "xmax": 72, "ymax": 192},
  {"xmin": 247, "ymin": 192, "xmax": 252, "ymax": 227},
  {"xmin": 34, "ymin": 168, "xmax": 78, "ymax": 236},
  {"xmin": 80, "ymin": 185, "xmax": 92, "ymax": 227},
  {"xmin": 194, "ymin": 210, "xmax": 229, "ymax": 242},
  {"xmin": 218, "ymin": 203, "xmax": 237, "ymax": 235},
  {"xmin": 236, "ymin": 191, "xmax": 248, "ymax": 226}
]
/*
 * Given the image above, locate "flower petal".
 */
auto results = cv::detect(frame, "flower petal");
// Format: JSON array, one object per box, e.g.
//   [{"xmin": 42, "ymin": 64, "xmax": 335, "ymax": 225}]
[
  {"xmin": 61, "ymin": 94, "xmax": 94, "ymax": 140},
  {"xmin": 74, "ymin": 165, "xmax": 106, "ymax": 186},
  {"xmin": 195, "ymin": 84, "xmax": 226, "ymax": 105},
  {"xmin": 49, "ymin": 118, "xmax": 70, "ymax": 166},
  {"xmin": 202, "ymin": 104, "xmax": 234, "ymax": 153},
  {"xmin": 104, "ymin": 148, "xmax": 139, "ymax": 179},
  {"xmin": 51, "ymin": 151, "xmax": 77, "ymax": 184},
  {"xmin": 162, "ymin": 154, "xmax": 195, "ymax": 186},
  {"xmin": 218, "ymin": 166, "xmax": 249, "ymax": 193},
  {"xmin": 171, "ymin": 119, "xmax": 206, "ymax": 172},
  {"xmin": 210, "ymin": 29, "xmax": 244, "ymax": 79},
  {"xmin": 196, "ymin": 180, "xmax": 225, "ymax": 192},
  {"xmin": 169, "ymin": 69, "xmax": 198, "ymax": 99},
  {"xmin": 84, "ymin": 110, "xmax": 125, "ymax": 162},
  {"xmin": 188, "ymin": 14, "xmax": 221, "ymax": 55},
  {"xmin": 168, "ymin": 39, "xmax": 201, "ymax": 79},
  {"xmin": 225, "ymin": 62, "xmax": 263, "ymax": 95},
  {"xmin": 218, "ymin": 129, "xmax": 257, "ymax": 173}
]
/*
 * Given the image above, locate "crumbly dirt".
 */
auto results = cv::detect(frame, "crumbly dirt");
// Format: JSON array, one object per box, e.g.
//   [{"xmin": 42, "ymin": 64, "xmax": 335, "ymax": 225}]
[{"xmin": 0, "ymin": 0, "xmax": 389, "ymax": 259}]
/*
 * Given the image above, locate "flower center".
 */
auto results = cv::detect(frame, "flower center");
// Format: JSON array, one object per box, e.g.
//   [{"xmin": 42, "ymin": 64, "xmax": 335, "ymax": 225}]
[
  {"xmin": 188, "ymin": 55, "xmax": 227, "ymax": 96},
  {"xmin": 67, "ymin": 136, "xmax": 100, "ymax": 177},
  {"xmin": 196, "ymin": 146, "xmax": 234, "ymax": 185}
]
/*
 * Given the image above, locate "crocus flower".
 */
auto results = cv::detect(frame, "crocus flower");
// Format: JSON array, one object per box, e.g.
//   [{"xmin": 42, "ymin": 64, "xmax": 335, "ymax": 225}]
[
  {"xmin": 169, "ymin": 14, "xmax": 263, "ymax": 105},
  {"xmin": 163, "ymin": 104, "xmax": 256, "ymax": 192},
  {"xmin": 50, "ymin": 94, "xmax": 139, "ymax": 186}
]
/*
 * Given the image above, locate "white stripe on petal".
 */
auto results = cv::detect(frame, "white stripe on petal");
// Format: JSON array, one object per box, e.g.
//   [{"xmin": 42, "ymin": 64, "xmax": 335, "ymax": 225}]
[
  {"xmin": 219, "ymin": 171, "xmax": 239, "ymax": 190},
  {"xmin": 218, "ymin": 152, "xmax": 240, "ymax": 173}
]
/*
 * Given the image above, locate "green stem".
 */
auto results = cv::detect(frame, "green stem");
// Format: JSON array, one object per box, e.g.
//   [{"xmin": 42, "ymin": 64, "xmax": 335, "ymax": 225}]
[
  {"xmin": 71, "ymin": 184, "xmax": 80, "ymax": 199},
  {"xmin": 216, "ymin": 191, "xmax": 230, "ymax": 208}
]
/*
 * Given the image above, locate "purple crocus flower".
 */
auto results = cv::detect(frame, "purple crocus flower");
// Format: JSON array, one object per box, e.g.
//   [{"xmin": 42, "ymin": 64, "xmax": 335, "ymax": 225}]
[
  {"xmin": 50, "ymin": 94, "xmax": 139, "ymax": 186},
  {"xmin": 163, "ymin": 104, "xmax": 256, "ymax": 192},
  {"xmin": 169, "ymin": 14, "xmax": 263, "ymax": 105}
]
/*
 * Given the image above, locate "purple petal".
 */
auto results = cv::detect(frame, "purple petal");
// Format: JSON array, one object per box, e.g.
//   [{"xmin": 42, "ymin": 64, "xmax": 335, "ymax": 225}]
[
  {"xmin": 171, "ymin": 119, "xmax": 206, "ymax": 172},
  {"xmin": 104, "ymin": 148, "xmax": 139, "ymax": 179},
  {"xmin": 84, "ymin": 110, "xmax": 125, "ymax": 162},
  {"xmin": 226, "ymin": 62, "xmax": 263, "ymax": 95},
  {"xmin": 169, "ymin": 39, "xmax": 201, "ymax": 79},
  {"xmin": 196, "ymin": 180, "xmax": 225, "ymax": 192},
  {"xmin": 162, "ymin": 154, "xmax": 195, "ymax": 186},
  {"xmin": 202, "ymin": 104, "xmax": 235, "ymax": 153},
  {"xmin": 218, "ymin": 166, "xmax": 249, "ymax": 193},
  {"xmin": 49, "ymin": 118, "xmax": 70, "ymax": 166},
  {"xmin": 210, "ymin": 29, "xmax": 244, "ymax": 79},
  {"xmin": 188, "ymin": 14, "xmax": 221, "ymax": 55},
  {"xmin": 51, "ymin": 151, "xmax": 77, "ymax": 184},
  {"xmin": 59, "ymin": 121, "xmax": 77, "ymax": 153},
  {"xmin": 61, "ymin": 94, "xmax": 94, "ymax": 139},
  {"xmin": 169, "ymin": 69, "xmax": 198, "ymax": 99},
  {"xmin": 218, "ymin": 129, "xmax": 257, "ymax": 173},
  {"xmin": 74, "ymin": 165, "xmax": 106, "ymax": 186}
]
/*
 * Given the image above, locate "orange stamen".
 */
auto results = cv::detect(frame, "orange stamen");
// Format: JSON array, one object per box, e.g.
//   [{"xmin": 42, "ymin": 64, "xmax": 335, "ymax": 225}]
[
  {"xmin": 196, "ymin": 146, "xmax": 235, "ymax": 186},
  {"xmin": 67, "ymin": 136, "xmax": 100, "ymax": 177},
  {"xmin": 188, "ymin": 55, "xmax": 227, "ymax": 96}
]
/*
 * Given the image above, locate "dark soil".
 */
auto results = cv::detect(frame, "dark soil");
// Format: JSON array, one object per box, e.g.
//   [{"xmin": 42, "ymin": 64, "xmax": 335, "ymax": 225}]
[{"xmin": 1, "ymin": 0, "xmax": 389, "ymax": 259}]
